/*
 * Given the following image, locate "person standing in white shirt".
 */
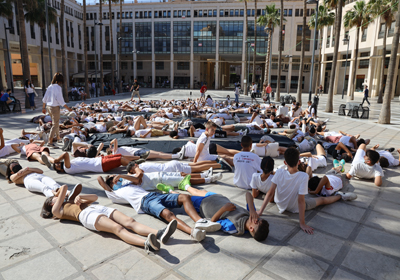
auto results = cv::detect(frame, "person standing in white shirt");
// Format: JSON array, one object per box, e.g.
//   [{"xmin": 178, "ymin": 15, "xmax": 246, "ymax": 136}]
[
  {"xmin": 42, "ymin": 73, "xmax": 73, "ymax": 148},
  {"xmin": 233, "ymin": 136, "xmax": 262, "ymax": 189}
]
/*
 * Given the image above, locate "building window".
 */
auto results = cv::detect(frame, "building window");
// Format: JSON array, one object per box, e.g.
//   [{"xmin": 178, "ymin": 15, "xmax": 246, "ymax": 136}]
[
  {"xmin": 154, "ymin": 22, "xmax": 171, "ymax": 53},
  {"xmin": 341, "ymin": 54, "xmax": 351, "ymax": 67},
  {"xmin": 135, "ymin": 22, "xmax": 152, "ymax": 53},
  {"xmin": 358, "ymin": 59, "xmax": 369, "ymax": 69},
  {"xmin": 193, "ymin": 21, "xmax": 217, "ymax": 53},
  {"xmin": 219, "ymin": 21, "xmax": 243, "ymax": 53},
  {"xmin": 220, "ymin": 9, "xmax": 224, "ymax": 17},
  {"xmin": 121, "ymin": 62, "xmax": 128, "ymax": 69},
  {"xmin": 103, "ymin": 62, "xmax": 111, "ymax": 70},
  {"xmin": 378, "ymin": 23, "xmax": 386, "ymax": 39},
  {"xmin": 118, "ymin": 23, "xmax": 133, "ymax": 54},
  {"xmin": 388, "ymin": 21, "xmax": 395, "ymax": 37},
  {"xmin": 156, "ymin": 62, "xmax": 164, "ymax": 70},
  {"xmin": 296, "ymin": 25, "xmax": 311, "ymax": 52},
  {"xmin": 30, "ymin": 24, "xmax": 35, "ymax": 39},
  {"xmin": 137, "ymin": 61, "xmax": 143, "ymax": 69},
  {"xmin": 288, "ymin": 9, "xmax": 292, "ymax": 16},
  {"xmin": 177, "ymin": 62, "xmax": 190, "ymax": 70},
  {"xmin": 174, "ymin": 22, "xmax": 191, "ymax": 53},
  {"xmin": 361, "ymin": 28, "xmax": 367, "ymax": 42}
]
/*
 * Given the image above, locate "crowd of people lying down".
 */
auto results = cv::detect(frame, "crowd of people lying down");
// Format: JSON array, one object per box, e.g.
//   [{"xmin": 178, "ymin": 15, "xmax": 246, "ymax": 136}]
[{"xmin": 1, "ymin": 95, "xmax": 398, "ymax": 253}]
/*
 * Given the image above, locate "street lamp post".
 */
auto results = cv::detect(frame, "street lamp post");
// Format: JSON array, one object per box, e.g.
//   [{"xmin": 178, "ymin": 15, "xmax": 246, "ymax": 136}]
[
  {"xmin": 132, "ymin": 50, "xmax": 139, "ymax": 82},
  {"xmin": 307, "ymin": 0, "xmax": 319, "ymax": 102},
  {"xmin": 342, "ymin": 35, "xmax": 350, "ymax": 99},
  {"xmin": 247, "ymin": 41, "xmax": 252, "ymax": 90},
  {"xmin": 4, "ymin": 25, "xmax": 14, "ymax": 93},
  {"xmin": 94, "ymin": 20, "xmax": 103, "ymax": 97},
  {"xmin": 285, "ymin": 55, "xmax": 293, "ymax": 94},
  {"xmin": 45, "ymin": 0, "xmax": 52, "ymax": 82}
]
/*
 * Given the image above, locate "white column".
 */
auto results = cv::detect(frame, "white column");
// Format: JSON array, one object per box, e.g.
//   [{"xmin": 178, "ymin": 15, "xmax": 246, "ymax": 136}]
[
  {"xmin": 374, "ymin": 49, "xmax": 383, "ymax": 97},
  {"xmin": 347, "ymin": 48, "xmax": 356, "ymax": 95},
  {"xmin": 215, "ymin": 19, "xmax": 220, "ymax": 90},
  {"xmin": 391, "ymin": 56, "xmax": 400, "ymax": 99},
  {"xmin": 170, "ymin": 19, "xmax": 174, "ymax": 89},
  {"xmin": 333, "ymin": 61, "xmax": 340, "ymax": 95},
  {"xmin": 151, "ymin": 21, "xmax": 155, "ymax": 88},
  {"xmin": 367, "ymin": 46, "xmax": 376, "ymax": 96},
  {"xmin": 190, "ymin": 19, "xmax": 194, "ymax": 89},
  {"xmin": 287, "ymin": 60, "xmax": 292, "ymax": 94},
  {"xmin": 320, "ymin": 54, "xmax": 326, "ymax": 90}
]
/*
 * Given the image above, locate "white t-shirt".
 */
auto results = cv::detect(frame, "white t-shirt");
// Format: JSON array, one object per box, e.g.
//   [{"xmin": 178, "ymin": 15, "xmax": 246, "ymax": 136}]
[
  {"xmin": 378, "ymin": 150, "xmax": 399, "ymax": 167},
  {"xmin": 135, "ymin": 129, "xmax": 151, "ymax": 138},
  {"xmin": 307, "ymin": 155, "xmax": 327, "ymax": 171},
  {"xmin": 339, "ymin": 136, "xmax": 354, "ymax": 148},
  {"xmin": 277, "ymin": 106, "xmax": 289, "ymax": 117},
  {"xmin": 105, "ymin": 184, "xmax": 149, "ymax": 214},
  {"xmin": 250, "ymin": 173, "xmax": 274, "ymax": 194},
  {"xmin": 94, "ymin": 123, "xmax": 107, "ymax": 133},
  {"xmin": 64, "ymin": 157, "xmax": 103, "ymax": 174},
  {"xmin": 349, "ymin": 149, "xmax": 384, "ymax": 179},
  {"xmin": 196, "ymin": 133, "xmax": 212, "ymax": 161},
  {"xmin": 271, "ymin": 169, "xmax": 309, "ymax": 213},
  {"xmin": 233, "ymin": 151, "xmax": 262, "ymax": 189},
  {"xmin": 0, "ymin": 144, "xmax": 15, "ymax": 158},
  {"xmin": 251, "ymin": 143, "xmax": 280, "ymax": 157},
  {"xmin": 321, "ymin": 174, "xmax": 343, "ymax": 196},
  {"xmin": 139, "ymin": 161, "xmax": 191, "ymax": 173},
  {"xmin": 115, "ymin": 147, "xmax": 142, "ymax": 156},
  {"xmin": 184, "ymin": 141, "xmax": 197, "ymax": 158}
]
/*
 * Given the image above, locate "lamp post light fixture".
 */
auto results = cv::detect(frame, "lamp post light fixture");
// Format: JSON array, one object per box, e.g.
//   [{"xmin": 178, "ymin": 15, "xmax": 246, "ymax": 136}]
[
  {"xmin": 94, "ymin": 20, "xmax": 103, "ymax": 97},
  {"xmin": 306, "ymin": 0, "xmax": 319, "ymax": 102},
  {"xmin": 132, "ymin": 50, "xmax": 139, "ymax": 83},
  {"xmin": 264, "ymin": 27, "xmax": 273, "ymax": 86},
  {"xmin": 4, "ymin": 25, "xmax": 14, "ymax": 93},
  {"xmin": 342, "ymin": 35, "xmax": 350, "ymax": 99}
]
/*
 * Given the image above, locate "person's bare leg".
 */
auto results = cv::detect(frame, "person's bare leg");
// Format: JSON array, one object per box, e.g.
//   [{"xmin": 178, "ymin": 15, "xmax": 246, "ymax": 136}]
[
  {"xmin": 95, "ymin": 215, "xmax": 146, "ymax": 247},
  {"xmin": 185, "ymin": 186, "xmax": 208, "ymax": 196},
  {"xmin": 226, "ymin": 131, "xmax": 240, "ymax": 136},
  {"xmin": 160, "ymin": 209, "xmax": 192, "ymax": 235},
  {"xmin": 219, "ymin": 155, "xmax": 234, "ymax": 166},
  {"xmin": 188, "ymin": 162, "xmax": 221, "ymax": 173},
  {"xmin": 30, "ymin": 153, "xmax": 44, "ymax": 164},
  {"xmin": 148, "ymin": 151, "xmax": 173, "ymax": 159},
  {"xmin": 189, "ymin": 126, "xmax": 195, "ymax": 137},
  {"xmin": 216, "ymin": 144, "xmax": 240, "ymax": 156},
  {"xmin": 120, "ymin": 156, "xmax": 140, "ymax": 166},
  {"xmin": 315, "ymin": 195, "xmax": 341, "ymax": 207},
  {"xmin": 42, "ymin": 151, "xmax": 55, "ymax": 164},
  {"xmin": 178, "ymin": 194, "xmax": 202, "ymax": 222},
  {"xmin": 190, "ymin": 178, "xmax": 206, "ymax": 185},
  {"xmin": 110, "ymin": 210, "xmax": 157, "ymax": 237},
  {"xmin": 316, "ymin": 144, "xmax": 326, "ymax": 157},
  {"xmin": 278, "ymin": 147, "xmax": 287, "ymax": 155}
]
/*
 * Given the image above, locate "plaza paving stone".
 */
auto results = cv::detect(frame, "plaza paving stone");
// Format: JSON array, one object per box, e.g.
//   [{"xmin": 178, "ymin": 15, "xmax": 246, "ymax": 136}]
[{"xmin": 0, "ymin": 89, "xmax": 399, "ymax": 279}]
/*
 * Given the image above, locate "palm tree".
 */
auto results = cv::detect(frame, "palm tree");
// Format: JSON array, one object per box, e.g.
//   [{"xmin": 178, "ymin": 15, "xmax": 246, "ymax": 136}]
[
  {"xmin": 24, "ymin": 0, "xmax": 57, "ymax": 95},
  {"xmin": 276, "ymin": 0, "xmax": 284, "ymax": 101},
  {"xmin": 240, "ymin": 0, "xmax": 249, "ymax": 95},
  {"xmin": 99, "ymin": 0, "xmax": 104, "ymax": 96},
  {"xmin": 257, "ymin": 4, "xmax": 281, "ymax": 86},
  {"xmin": 344, "ymin": 0, "xmax": 370, "ymax": 100},
  {"xmin": 119, "ymin": 0, "xmax": 123, "ymax": 93},
  {"xmin": 15, "ymin": 0, "xmax": 37, "ymax": 108},
  {"xmin": 308, "ymin": 4, "xmax": 335, "ymax": 95},
  {"xmin": 60, "ymin": 0, "xmax": 68, "ymax": 102},
  {"xmin": 0, "ymin": 0, "xmax": 13, "ymax": 90},
  {"xmin": 109, "ymin": 0, "xmax": 119, "ymax": 91},
  {"xmin": 379, "ymin": 0, "xmax": 400, "ymax": 123},
  {"xmin": 83, "ymin": 0, "xmax": 88, "ymax": 96},
  {"xmin": 252, "ymin": 0, "xmax": 257, "ymax": 84},
  {"xmin": 368, "ymin": 0, "xmax": 398, "ymax": 103},
  {"xmin": 325, "ymin": 0, "xmax": 345, "ymax": 112},
  {"xmin": 297, "ymin": 0, "xmax": 307, "ymax": 105}
]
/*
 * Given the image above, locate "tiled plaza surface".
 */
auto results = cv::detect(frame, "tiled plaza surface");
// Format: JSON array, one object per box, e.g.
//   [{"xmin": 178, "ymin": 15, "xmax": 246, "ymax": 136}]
[{"xmin": 1, "ymin": 89, "xmax": 400, "ymax": 280}]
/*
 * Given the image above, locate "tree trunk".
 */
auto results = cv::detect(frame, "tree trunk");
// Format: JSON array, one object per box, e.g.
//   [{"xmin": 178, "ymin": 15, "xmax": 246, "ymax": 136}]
[
  {"xmin": 297, "ymin": 0, "xmax": 307, "ymax": 105},
  {"xmin": 40, "ymin": 28, "xmax": 46, "ymax": 95},
  {"xmin": 100, "ymin": 2, "xmax": 104, "ymax": 96},
  {"xmin": 276, "ymin": 0, "xmax": 283, "ymax": 101},
  {"xmin": 244, "ymin": 1, "xmax": 248, "ymax": 96},
  {"xmin": 315, "ymin": 29, "xmax": 323, "ymax": 95},
  {"xmin": 83, "ymin": 0, "xmax": 89, "ymax": 96},
  {"xmin": 377, "ymin": 24, "xmax": 388, "ymax": 103},
  {"xmin": 60, "ymin": 0, "xmax": 69, "ymax": 102},
  {"xmin": 16, "ymin": 0, "xmax": 31, "ymax": 108},
  {"xmin": 325, "ymin": 0, "xmax": 342, "ymax": 112},
  {"xmin": 109, "ymin": 1, "xmax": 115, "ymax": 91},
  {"xmin": 252, "ymin": 0, "xmax": 257, "ymax": 84},
  {"xmin": 264, "ymin": 28, "xmax": 271, "ymax": 86},
  {"xmin": 349, "ymin": 27, "xmax": 360, "ymax": 100},
  {"xmin": 119, "ymin": 0, "xmax": 122, "ymax": 93},
  {"xmin": 379, "ymin": 0, "xmax": 400, "ymax": 124}
]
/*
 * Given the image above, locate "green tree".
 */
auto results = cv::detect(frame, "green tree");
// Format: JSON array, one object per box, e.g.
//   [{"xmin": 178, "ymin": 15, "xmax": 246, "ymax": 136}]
[
  {"xmin": 368, "ymin": 0, "xmax": 398, "ymax": 103},
  {"xmin": 308, "ymin": 4, "xmax": 335, "ymax": 95},
  {"xmin": 343, "ymin": 0, "xmax": 370, "ymax": 100},
  {"xmin": 324, "ymin": 0, "xmax": 345, "ymax": 112},
  {"xmin": 257, "ymin": 4, "xmax": 281, "ymax": 86},
  {"xmin": 379, "ymin": 0, "xmax": 400, "ymax": 123},
  {"xmin": 24, "ymin": 0, "xmax": 57, "ymax": 94}
]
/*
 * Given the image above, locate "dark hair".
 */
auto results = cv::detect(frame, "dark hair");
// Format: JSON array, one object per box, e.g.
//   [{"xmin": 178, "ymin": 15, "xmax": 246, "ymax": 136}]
[
  {"xmin": 5, "ymin": 161, "xmax": 20, "ymax": 183},
  {"xmin": 241, "ymin": 135, "xmax": 253, "ymax": 148},
  {"xmin": 284, "ymin": 148, "xmax": 300, "ymax": 167},
  {"xmin": 53, "ymin": 162, "xmax": 65, "ymax": 173},
  {"xmin": 357, "ymin": 139, "xmax": 366, "ymax": 147},
  {"xmin": 51, "ymin": 73, "xmax": 64, "ymax": 85},
  {"xmin": 289, "ymin": 124, "xmax": 296, "ymax": 129},
  {"xmin": 7, "ymin": 88, "xmax": 11, "ymax": 93},
  {"xmin": 87, "ymin": 146, "xmax": 98, "ymax": 158},
  {"xmin": 105, "ymin": 175, "xmax": 115, "ymax": 187},
  {"xmin": 253, "ymin": 219, "xmax": 269, "ymax": 242},
  {"xmin": 169, "ymin": 131, "xmax": 178, "ymax": 138},
  {"xmin": 205, "ymin": 120, "xmax": 217, "ymax": 129},
  {"xmin": 261, "ymin": 156, "xmax": 274, "ymax": 174},
  {"xmin": 309, "ymin": 127, "xmax": 316, "ymax": 134},
  {"xmin": 63, "ymin": 120, "xmax": 72, "ymax": 126},
  {"xmin": 24, "ymin": 79, "xmax": 32, "ymax": 88},
  {"xmin": 308, "ymin": 176, "xmax": 321, "ymax": 191},
  {"xmin": 379, "ymin": 157, "xmax": 389, "ymax": 168},
  {"xmin": 366, "ymin": 150, "xmax": 380, "ymax": 165},
  {"xmin": 342, "ymin": 153, "xmax": 352, "ymax": 163},
  {"xmin": 41, "ymin": 196, "xmax": 54, "ymax": 218},
  {"xmin": 316, "ymin": 125, "xmax": 322, "ymax": 132},
  {"xmin": 281, "ymin": 102, "xmax": 285, "ymax": 106},
  {"xmin": 89, "ymin": 127, "xmax": 97, "ymax": 133},
  {"xmin": 126, "ymin": 161, "xmax": 137, "ymax": 173},
  {"xmin": 172, "ymin": 147, "xmax": 182, "ymax": 154}
]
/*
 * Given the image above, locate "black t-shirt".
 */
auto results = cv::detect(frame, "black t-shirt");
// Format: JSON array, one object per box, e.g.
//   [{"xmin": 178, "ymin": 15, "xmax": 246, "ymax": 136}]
[
  {"xmin": 327, "ymin": 144, "xmax": 352, "ymax": 159},
  {"xmin": 132, "ymin": 82, "xmax": 139, "ymax": 91}
]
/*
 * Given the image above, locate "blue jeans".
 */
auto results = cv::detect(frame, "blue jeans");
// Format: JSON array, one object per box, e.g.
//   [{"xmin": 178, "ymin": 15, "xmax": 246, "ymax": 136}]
[
  {"xmin": 235, "ymin": 94, "xmax": 239, "ymax": 103},
  {"xmin": 140, "ymin": 192, "xmax": 180, "ymax": 218},
  {"xmin": 28, "ymin": 92, "xmax": 35, "ymax": 107}
]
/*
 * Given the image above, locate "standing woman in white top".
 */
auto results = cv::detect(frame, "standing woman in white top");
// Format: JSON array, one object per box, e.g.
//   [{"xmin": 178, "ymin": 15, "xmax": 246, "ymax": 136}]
[
  {"xmin": 42, "ymin": 73, "xmax": 73, "ymax": 148},
  {"xmin": 25, "ymin": 79, "xmax": 36, "ymax": 110}
]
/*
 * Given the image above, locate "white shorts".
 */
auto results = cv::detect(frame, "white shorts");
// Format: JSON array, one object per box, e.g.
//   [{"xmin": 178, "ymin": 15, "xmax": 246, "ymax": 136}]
[
  {"xmin": 78, "ymin": 205, "xmax": 116, "ymax": 231},
  {"xmin": 164, "ymin": 161, "xmax": 192, "ymax": 174},
  {"xmin": 252, "ymin": 143, "xmax": 279, "ymax": 157},
  {"xmin": 307, "ymin": 155, "xmax": 327, "ymax": 171},
  {"xmin": 198, "ymin": 154, "xmax": 218, "ymax": 162},
  {"xmin": 352, "ymin": 149, "xmax": 365, "ymax": 166},
  {"xmin": 24, "ymin": 173, "xmax": 61, "ymax": 197}
]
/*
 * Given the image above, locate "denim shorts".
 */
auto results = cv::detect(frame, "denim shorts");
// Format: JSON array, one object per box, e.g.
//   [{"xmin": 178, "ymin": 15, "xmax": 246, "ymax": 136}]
[
  {"xmin": 191, "ymin": 192, "xmax": 217, "ymax": 213},
  {"xmin": 140, "ymin": 192, "xmax": 180, "ymax": 218},
  {"xmin": 133, "ymin": 148, "xmax": 149, "ymax": 157}
]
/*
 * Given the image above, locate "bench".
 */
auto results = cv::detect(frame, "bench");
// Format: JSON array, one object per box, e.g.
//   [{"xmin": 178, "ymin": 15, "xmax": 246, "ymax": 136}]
[
  {"xmin": 359, "ymin": 106, "xmax": 369, "ymax": 119},
  {"xmin": 338, "ymin": 102, "xmax": 361, "ymax": 118},
  {"xmin": 0, "ymin": 101, "xmax": 11, "ymax": 114}
]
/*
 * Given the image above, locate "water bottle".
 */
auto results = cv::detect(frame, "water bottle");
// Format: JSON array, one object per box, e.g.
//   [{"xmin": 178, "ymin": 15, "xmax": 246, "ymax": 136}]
[{"xmin": 113, "ymin": 178, "xmax": 123, "ymax": 191}]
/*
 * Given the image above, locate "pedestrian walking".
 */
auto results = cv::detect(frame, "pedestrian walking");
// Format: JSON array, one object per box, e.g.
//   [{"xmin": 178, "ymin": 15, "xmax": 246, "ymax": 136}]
[
  {"xmin": 25, "ymin": 79, "xmax": 36, "ymax": 110},
  {"xmin": 361, "ymin": 85, "xmax": 370, "ymax": 107}
]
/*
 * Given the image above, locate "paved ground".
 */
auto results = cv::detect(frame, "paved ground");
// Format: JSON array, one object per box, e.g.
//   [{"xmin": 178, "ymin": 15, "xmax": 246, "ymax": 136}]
[{"xmin": 1, "ymin": 90, "xmax": 400, "ymax": 280}]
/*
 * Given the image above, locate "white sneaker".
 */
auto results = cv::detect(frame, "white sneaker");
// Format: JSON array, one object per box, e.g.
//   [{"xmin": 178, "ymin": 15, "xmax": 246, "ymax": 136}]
[
  {"xmin": 242, "ymin": 129, "xmax": 247, "ymax": 136},
  {"xmin": 191, "ymin": 228, "xmax": 206, "ymax": 242},
  {"xmin": 209, "ymin": 173, "xmax": 223, "ymax": 182},
  {"xmin": 195, "ymin": 218, "xmax": 222, "ymax": 232},
  {"xmin": 203, "ymin": 167, "xmax": 213, "ymax": 178},
  {"xmin": 324, "ymin": 118, "xmax": 330, "ymax": 123},
  {"xmin": 302, "ymin": 123, "xmax": 306, "ymax": 134},
  {"xmin": 234, "ymin": 115, "xmax": 240, "ymax": 123},
  {"xmin": 337, "ymin": 191, "xmax": 357, "ymax": 201},
  {"xmin": 178, "ymin": 145, "xmax": 186, "ymax": 160}
]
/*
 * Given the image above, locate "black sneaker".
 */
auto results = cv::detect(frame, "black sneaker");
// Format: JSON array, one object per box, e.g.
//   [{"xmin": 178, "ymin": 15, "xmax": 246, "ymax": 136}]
[
  {"xmin": 385, "ymin": 148, "xmax": 395, "ymax": 153},
  {"xmin": 162, "ymin": 124, "xmax": 169, "ymax": 131},
  {"xmin": 157, "ymin": 219, "xmax": 178, "ymax": 244},
  {"xmin": 144, "ymin": 233, "xmax": 160, "ymax": 254},
  {"xmin": 218, "ymin": 157, "xmax": 233, "ymax": 172},
  {"xmin": 140, "ymin": 150, "xmax": 151, "ymax": 160}
]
